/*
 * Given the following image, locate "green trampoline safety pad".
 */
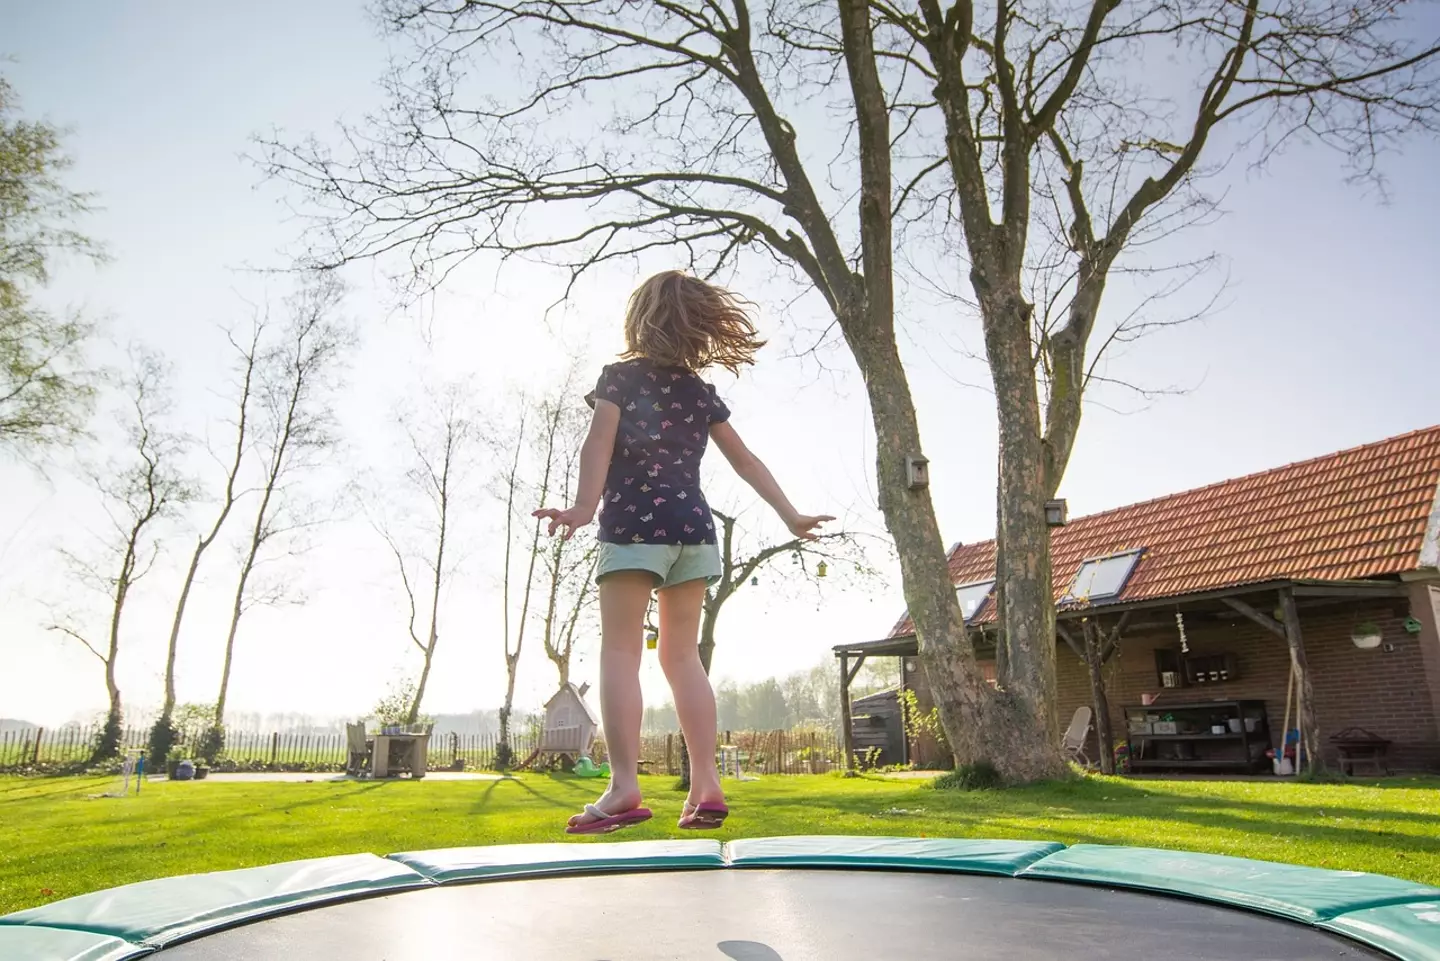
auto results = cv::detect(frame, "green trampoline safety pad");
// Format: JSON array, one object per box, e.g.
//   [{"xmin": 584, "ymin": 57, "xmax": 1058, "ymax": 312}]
[
  {"xmin": 726, "ymin": 835, "xmax": 1064, "ymax": 876},
  {"xmin": 0, "ymin": 853, "xmax": 431, "ymax": 948},
  {"xmin": 1321, "ymin": 902, "xmax": 1440, "ymax": 961},
  {"xmin": 1021, "ymin": 844, "xmax": 1440, "ymax": 924},
  {"xmin": 388, "ymin": 839, "xmax": 725, "ymax": 883},
  {"xmin": 0, "ymin": 924, "xmax": 148, "ymax": 961}
]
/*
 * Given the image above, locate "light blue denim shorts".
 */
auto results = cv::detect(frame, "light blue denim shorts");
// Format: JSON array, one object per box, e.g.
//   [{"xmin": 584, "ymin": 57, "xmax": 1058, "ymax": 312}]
[{"xmin": 596, "ymin": 542, "xmax": 723, "ymax": 589}]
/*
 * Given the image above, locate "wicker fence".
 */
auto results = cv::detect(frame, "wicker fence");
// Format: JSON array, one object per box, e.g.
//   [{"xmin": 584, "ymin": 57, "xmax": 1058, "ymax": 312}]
[{"xmin": 0, "ymin": 724, "xmax": 842, "ymax": 775}]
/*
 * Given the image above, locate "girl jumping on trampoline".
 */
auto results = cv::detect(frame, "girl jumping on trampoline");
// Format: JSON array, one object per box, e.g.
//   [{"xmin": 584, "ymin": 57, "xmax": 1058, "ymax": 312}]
[{"xmin": 533, "ymin": 270, "xmax": 831, "ymax": 834}]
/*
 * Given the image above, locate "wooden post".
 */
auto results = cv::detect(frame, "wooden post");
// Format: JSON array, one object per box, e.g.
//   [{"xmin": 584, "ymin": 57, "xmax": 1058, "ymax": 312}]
[
  {"xmin": 33, "ymin": 728, "xmax": 44, "ymax": 765},
  {"xmin": 1279, "ymin": 587, "xmax": 1320, "ymax": 772},
  {"xmin": 1082, "ymin": 621, "xmax": 1115, "ymax": 774},
  {"xmin": 839, "ymin": 653, "xmax": 854, "ymax": 772},
  {"xmin": 269, "ymin": 731, "xmax": 279, "ymax": 766}
]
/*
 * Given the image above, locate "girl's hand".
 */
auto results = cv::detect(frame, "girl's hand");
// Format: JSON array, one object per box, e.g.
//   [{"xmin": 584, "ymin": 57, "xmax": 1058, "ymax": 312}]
[
  {"xmin": 532, "ymin": 506, "xmax": 593, "ymax": 540},
  {"xmin": 787, "ymin": 514, "xmax": 835, "ymax": 540}
]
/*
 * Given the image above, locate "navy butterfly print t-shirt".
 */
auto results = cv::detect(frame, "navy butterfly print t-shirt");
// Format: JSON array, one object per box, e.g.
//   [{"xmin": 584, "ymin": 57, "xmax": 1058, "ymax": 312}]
[{"xmin": 585, "ymin": 358, "xmax": 730, "ymax": 545}]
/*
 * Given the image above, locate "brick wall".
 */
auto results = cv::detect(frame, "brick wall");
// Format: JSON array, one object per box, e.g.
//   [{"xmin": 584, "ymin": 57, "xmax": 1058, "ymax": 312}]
[
  {"xmin": 901, "ymin": 596, "xmax": 1440, "ymax": 773},
  {"xmin": 1057, "ymin": 601, "xmax": 1439, "ymax": 772}
]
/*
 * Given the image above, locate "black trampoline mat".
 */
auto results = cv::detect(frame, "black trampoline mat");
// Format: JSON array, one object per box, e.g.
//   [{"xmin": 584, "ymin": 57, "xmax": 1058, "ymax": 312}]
[{"xmin": 159, "ymin": 869, "xmax": 1389, "ymax": 960}]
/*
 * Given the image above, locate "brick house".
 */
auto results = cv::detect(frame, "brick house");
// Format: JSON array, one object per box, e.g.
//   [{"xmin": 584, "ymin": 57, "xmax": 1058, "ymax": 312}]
[{"xmin": 835, "ymin": 425, "xmax": 1440, "ymax": 773}]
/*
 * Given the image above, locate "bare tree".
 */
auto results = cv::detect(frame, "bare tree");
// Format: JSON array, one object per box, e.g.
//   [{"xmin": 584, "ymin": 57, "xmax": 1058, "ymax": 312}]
[
  {"xmin": 147, "ymin": 322, "xmax": 263, "ymax": 767},
  {"xmin": 704, "ymin": 507, "xmax": 885, "ymax": 674},
  {"xmin": 49, "ymin": 349, "xmax": 193, "ymax": 761},
  {"xmin": 491, "ymin": 381, "xmax": 574, "ymax": 767},
  {"xmin": 206, "ymin": 276, "xmax": 352, "ymax": 756},
  {"xmin": 1057, "ymin": 614, "xmax": 1127, "ymax": 775},
  {"xmin": 263, "ymin": 0, "xmax": 1438, "ymax": 780},
  {"xmin": 673, "ymin": 505, "xmax": 884, "ymax": 785},
  {"xmin": 537, "ymin": 402, "xmax": 601, "ymax": 689},
  {"xmin": 375, "ymin": 383, "xmax": 477, "ymax": 725}
]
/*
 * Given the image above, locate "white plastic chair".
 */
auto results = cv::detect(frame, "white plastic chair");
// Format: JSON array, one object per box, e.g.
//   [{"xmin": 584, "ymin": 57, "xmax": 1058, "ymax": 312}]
[{"xmin": 1061, "ymin": 706, "xmax": 1094, "ymax": 767}]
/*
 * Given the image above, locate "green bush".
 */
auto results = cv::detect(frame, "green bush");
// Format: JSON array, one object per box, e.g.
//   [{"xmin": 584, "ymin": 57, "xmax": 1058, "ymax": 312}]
[
  {"xmin": 932, "ymin": 760, "xmax": 1003, "ymax": 791},
  {"xmin": 197, "ymin": 726, "xmax": 225, "ymax": 764},
  {"xmin": 146, "ymin": 718, "xmax": 179, "ymax": 771},
  {"xmin": 91, "ymin": 713, "xmax": 123, "ymax": 763}
]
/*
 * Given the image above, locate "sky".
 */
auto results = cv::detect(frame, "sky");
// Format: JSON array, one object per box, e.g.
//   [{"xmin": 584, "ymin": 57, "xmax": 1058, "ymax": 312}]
[{"xmin": 2, "ymin": 2, "xmax": 1437, "ymax": 729}]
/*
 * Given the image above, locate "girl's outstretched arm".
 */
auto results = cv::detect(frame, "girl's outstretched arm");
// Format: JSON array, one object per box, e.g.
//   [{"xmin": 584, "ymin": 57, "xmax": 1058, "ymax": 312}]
[
  {"xmin": 534, "ymin": 400, "xmax": 619, "ymax": 539},
  {"xmin": 710, "ymin": 420, "xmax": 833, "ymax": 539}
]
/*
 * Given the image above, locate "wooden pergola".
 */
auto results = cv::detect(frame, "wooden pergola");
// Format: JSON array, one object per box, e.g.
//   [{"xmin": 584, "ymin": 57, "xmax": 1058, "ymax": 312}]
[{"xmin": 834, "ymin": 577, "xmax": 1410, "ymax": 773}]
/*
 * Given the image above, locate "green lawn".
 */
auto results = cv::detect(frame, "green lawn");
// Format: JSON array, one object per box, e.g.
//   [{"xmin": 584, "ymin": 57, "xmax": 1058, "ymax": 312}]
[{"xmin": 2, "ymin": 772, "xmax": 1438, "ymax": 916}]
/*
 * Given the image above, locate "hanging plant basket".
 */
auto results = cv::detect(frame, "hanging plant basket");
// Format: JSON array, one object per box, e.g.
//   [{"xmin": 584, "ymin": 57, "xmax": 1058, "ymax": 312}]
[{"xmin": 1350, "ymin": 622, "xmax": 1383, "ymax": 650}]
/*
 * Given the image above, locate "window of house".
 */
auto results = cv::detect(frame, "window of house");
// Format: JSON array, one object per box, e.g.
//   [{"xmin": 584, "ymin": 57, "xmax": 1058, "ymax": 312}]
[
  {"xmin": 1064, "ymin": 549, "xmax": 1143, "ymax": 603},
  {"xmin": 956, "ymin": 580, "xmax": 995, "ymax": 623}
]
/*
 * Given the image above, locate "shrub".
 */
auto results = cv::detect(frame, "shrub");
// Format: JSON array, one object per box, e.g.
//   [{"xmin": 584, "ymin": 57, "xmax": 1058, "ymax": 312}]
[
  {"xmin": 932, "ymin": 761, "xmax": 1003, "ymax": 791},
  {"xmin": 146, "ymin": 718, "xmax": 179, "ymax": 771}
]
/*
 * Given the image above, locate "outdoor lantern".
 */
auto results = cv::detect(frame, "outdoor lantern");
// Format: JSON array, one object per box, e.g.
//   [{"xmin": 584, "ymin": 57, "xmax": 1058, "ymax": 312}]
[
  {"xmin": 751, "ymin": 576, "xmax": 759, "ymax": 587},
  {"xmin": 645, "ymin": 628, "xmax": 658, "ymax": 650},
  {"xmin": 1044, "ymin": 499, "xmax": 1069, "ymax": 527},
  {"xmin": 817, "ymin": 561, "xmax": 828, "ymax": 578}
]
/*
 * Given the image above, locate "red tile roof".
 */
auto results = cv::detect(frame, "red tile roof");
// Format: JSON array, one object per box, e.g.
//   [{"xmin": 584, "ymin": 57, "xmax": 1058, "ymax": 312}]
[{"xmin": 891, "ymin": 425, "xmax": 1440, "ymax": 636}]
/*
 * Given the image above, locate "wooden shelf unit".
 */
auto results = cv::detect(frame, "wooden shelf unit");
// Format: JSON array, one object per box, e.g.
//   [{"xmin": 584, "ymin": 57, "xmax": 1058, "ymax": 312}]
[{"xmin": 1125, "ymin": 700, "xmax": 1272, "ymax": 773}]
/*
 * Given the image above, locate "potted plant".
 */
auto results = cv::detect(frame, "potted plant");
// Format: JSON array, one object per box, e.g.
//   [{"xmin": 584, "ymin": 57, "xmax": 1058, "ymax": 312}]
[{"xmin": 1351, "ymin": 622, "xmax": 1383, "ymax": 650}]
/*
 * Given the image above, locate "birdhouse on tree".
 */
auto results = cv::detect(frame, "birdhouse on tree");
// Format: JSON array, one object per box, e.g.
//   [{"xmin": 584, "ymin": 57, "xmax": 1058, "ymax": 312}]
[{"xmin": 540, "ymin": 682, "xmax": 600, "ymax": 759}]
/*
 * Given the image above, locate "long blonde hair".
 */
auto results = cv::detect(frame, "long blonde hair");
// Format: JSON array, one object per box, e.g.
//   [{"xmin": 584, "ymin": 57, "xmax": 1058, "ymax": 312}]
[{"xmin": 622, "ymin": 271, "xmax": 765, "ymax": 374}]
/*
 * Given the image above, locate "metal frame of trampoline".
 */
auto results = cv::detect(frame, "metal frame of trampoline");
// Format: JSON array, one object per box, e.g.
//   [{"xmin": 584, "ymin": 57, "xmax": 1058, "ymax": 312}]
[{"xmin": 2, "ymin": 836, "xmax": 1438, "ymax": 960}]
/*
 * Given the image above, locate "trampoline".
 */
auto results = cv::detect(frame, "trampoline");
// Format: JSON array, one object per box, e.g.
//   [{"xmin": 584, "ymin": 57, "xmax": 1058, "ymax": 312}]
[{"xmin": 3, "ymin": 836, "xmax": 1439, "ymax": 960}]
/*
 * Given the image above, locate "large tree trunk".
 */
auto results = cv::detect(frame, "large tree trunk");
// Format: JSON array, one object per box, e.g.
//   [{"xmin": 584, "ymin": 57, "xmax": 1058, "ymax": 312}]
[
  {"xmin": 843, "ymin": 322, "xmax": 1011, "ymax": 771},
  {"xmin": 975, "ymin": 284, "xmax": 1067, "ymax": 781},
  {"xmin": 832, "ymin": 0, "xmax": 1033, "ymax": 778}
]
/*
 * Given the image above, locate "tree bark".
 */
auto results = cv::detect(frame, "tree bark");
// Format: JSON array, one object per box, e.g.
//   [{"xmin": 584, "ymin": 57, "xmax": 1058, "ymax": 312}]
[{"xmin": 975, "ymin": 278, "xmax": 1067, "ymax": 781}]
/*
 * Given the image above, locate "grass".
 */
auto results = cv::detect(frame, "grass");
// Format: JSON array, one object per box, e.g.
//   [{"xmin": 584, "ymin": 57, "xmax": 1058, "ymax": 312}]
[{"xmin": 2, "ymin": 772, "xmax": 1438, "ymax": 915}]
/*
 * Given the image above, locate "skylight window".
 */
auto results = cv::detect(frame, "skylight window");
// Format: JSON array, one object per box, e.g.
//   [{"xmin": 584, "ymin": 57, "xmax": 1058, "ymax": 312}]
[
  {"xmin": 956, "ymin": 580, "xmax": 995, "ymax": 623},
  {"xmin": 1064, "ymin": 550, "xmax": 1143, "ymax": 603}
]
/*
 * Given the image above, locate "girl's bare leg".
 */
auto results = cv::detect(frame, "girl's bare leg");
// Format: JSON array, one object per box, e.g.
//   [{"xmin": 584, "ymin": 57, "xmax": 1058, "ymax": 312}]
[
  {"xmin": 656, "ymin": 578, "xmax": 725, "ymax": 808},
  {"xmin": 570, "ymin": 571, "xmax": 651, "ymax": 826}
]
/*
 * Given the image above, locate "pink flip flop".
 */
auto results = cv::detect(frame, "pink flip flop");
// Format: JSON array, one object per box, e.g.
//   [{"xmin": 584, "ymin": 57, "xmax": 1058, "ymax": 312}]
[
  {"xmin": 565, "ymin": 803, "xmax": 653, "ymax": 835},
  {"xmin": 678, "ymin": 802, "xmax": 729, "ymax": 830}
]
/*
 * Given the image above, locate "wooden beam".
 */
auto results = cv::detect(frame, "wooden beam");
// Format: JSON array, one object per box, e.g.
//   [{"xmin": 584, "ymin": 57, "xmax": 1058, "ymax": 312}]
[
  {"xmin": 1279, "ymin": 587, "xmax": 1321, "ymax": 774},
  {"xmin": 839, "ymin": 653, "xmax": 855, "ymax": 773},
  {"xmin": 1055, "ymin": 623, "xmax": 1084, "ymax": 660},
  {"xmin": 845, "ymin": 653, "xmax": 868, "ymax": 686},
  {"xmin": 1221, "ymin": 596, "xmax": 1288, "ymax": 639},
  {"xmin": 1290, "ymin": 581, "xmax": 1408, "ymax": 599}
]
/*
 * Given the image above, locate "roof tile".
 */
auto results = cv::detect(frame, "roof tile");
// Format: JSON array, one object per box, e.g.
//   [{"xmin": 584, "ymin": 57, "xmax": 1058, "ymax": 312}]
[{"xmin": 892, "ymin": 426, "xmax": 1440, "ymax": 636}]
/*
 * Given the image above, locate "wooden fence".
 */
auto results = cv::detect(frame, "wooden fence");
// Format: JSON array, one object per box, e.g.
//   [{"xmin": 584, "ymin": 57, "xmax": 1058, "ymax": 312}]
[
  {"xmin": 0, "ymin": 725, "xmax": 842, "ymax": 774},
  {"xmin": 0, "ymin": 726, "xmax": 538, "ymax": 772}
]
